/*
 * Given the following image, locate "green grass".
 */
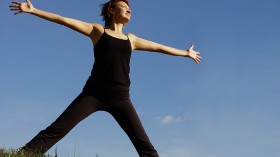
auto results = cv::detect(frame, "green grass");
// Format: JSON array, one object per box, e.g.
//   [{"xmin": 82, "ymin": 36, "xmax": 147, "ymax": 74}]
[
  {"xmin": 0, "ymin": 148, "xmax": 54, "ymax": 157},
  {"xmin": 0, "ymin": 148, "xmax": 99, "ymax": 157}
]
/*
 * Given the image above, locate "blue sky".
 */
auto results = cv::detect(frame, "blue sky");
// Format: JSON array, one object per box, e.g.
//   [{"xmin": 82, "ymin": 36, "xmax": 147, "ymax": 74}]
[{"xmin": 1, "ymin": 0, "xmax": 280, "ymax": 157}]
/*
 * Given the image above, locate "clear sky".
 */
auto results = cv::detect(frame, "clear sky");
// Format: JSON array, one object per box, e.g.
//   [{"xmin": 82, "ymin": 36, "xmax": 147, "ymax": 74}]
[{"xmin": 1, "ymin": 0, "xmax": 280, "ymax": 157}]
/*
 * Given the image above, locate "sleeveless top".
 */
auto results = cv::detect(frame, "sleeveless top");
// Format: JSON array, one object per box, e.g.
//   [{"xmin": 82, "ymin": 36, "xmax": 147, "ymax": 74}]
[{"xmin": 89, "ymin": 30, "xmax": 132, "ymax": 87}]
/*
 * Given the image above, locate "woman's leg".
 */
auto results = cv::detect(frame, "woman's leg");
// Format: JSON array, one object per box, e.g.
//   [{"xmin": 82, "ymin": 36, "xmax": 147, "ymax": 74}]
[
  {"xmin": 107, "ymin": 99, "xmax": 159, "ymax": 157},
  {"xmin": 22, "ymin": 94, "xmax": 102, "ymax": 154}
]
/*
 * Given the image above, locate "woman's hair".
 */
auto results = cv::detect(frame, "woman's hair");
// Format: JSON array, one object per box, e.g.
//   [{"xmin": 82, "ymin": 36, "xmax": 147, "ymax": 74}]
[{"xmin": 100, "ymin": 0, "xmax": 130, "ymax": 27}]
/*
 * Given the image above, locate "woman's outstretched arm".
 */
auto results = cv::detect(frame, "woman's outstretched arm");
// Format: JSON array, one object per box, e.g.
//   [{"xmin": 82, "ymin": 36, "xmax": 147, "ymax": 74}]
[
  {"xmin": 9, "ymin": 0, "xmax": 101, "ymax": 38},
  {"xmin": 128, "ymin": 33, "xmax": 202, "ymax": 64}
]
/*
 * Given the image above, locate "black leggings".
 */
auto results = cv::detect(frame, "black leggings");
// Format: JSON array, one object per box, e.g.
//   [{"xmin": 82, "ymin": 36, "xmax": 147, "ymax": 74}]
[{"xmin": 22, "ymin": 84, "xmax": 159, "ymax": 157}]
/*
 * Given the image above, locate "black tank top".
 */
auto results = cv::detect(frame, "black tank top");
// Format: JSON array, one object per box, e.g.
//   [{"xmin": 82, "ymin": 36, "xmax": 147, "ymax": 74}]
[{"xmin": 90, "ymin": 30, "xmax": 132, "ymax": 87}]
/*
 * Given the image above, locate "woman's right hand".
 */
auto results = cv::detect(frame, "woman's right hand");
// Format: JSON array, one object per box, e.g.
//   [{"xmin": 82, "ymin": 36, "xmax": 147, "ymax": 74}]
[{"xmin": 9, "ymin": 0, "xmax": 34, "ymax": 15}]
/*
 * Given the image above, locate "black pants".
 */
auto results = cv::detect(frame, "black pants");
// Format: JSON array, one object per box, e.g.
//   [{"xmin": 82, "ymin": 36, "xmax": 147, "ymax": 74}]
[{"xmin": 22, "ymin": 83, "xmax": 159, "ymax": 157}]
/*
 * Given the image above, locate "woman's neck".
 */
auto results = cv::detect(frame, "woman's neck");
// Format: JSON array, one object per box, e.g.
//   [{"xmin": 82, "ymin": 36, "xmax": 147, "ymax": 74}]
[{"xmin": 106, "ymin": 23, "xmax": 124, "ymax": 34}]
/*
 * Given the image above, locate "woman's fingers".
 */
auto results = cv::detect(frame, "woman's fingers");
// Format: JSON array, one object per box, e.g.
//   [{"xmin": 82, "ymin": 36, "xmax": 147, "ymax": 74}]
[
  {"xmin": 195, "ymin": 57, "xmax": 201, "ymax": 64},
  {"xmin": 11, "ymin": 1, "xmax": 21, "ymax": 5},
  {"xmin": 9, "ymin": 1, "xmax": 24, "ymax": 15},
  {"xmin": 192, "ymin": 51, "xmax": 202, "ymax": 64},
  {"xmin": 14, "ymin": 11, "xmax": 23, "ymax": 15},
  {"xmin": 9, "ymin": 5, "xmax": 19, "ymax": 9},
  {"xmin": 9, "ymin": 6, "xmax": 17, "ymax": 10},
  {"xmin": 188, "ymin": 44, "xmax": 194, "ymax": 51},
  {"xmin": 10, "ymin": 1, "xmax": 20, "ymax": 9},
  {"xmin": 10, "ymin": 3, "xmax": 19, "ymax": 8}
]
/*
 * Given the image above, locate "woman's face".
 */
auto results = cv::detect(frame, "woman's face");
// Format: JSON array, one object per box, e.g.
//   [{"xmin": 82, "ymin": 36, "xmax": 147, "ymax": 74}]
[{"xmin": 110, "ymin": 1, "xmax": 131, "ymax": 24}]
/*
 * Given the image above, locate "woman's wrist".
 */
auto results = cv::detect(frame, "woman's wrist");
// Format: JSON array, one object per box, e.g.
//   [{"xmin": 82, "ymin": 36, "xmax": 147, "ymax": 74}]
[
  {"xmin": 183, "ymin": 50, "xmax": 189, "ymax": 57},
  {"xmin": 29, "ymin": 7, "xmax": 36, "ymax": 15}
]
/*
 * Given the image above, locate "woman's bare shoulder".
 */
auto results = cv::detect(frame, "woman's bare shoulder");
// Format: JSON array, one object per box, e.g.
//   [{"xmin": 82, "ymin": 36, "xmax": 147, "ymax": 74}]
[
  {"xmin": 91, "ymin": 23, "xmax": 104, "ymax": 34},
  {"xmin": 127, "ymin": 33, "xmax": 138, "ymax": 41},
  {"xmin": 127, "ymin": 33, "xmax": 136, "ymax": 37}
]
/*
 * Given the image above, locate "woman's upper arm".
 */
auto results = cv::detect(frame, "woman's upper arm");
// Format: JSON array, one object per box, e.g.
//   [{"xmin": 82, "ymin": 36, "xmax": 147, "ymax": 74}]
[
  {"xmin": 61, "ymin": 17, "xmax": 103, "ymax": 38},
  {"xmin": 128, "ymin": 33, "xmax": 163, "ymax": 52}
]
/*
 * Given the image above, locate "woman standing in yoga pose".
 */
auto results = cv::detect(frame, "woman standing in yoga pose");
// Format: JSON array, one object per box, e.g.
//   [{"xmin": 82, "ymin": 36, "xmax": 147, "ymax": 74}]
[{"xmin": 9, "ymin": 0, "xmax": 202, "ymax": 156}]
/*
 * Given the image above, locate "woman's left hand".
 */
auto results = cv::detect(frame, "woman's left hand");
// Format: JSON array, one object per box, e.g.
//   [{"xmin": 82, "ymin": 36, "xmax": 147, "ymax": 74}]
[{"xmin": 186, "ymin": 45, "xmax": 202, "ymax": 64}]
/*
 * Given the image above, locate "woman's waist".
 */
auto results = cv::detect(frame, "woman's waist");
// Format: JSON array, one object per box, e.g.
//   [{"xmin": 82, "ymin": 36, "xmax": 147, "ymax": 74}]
[
  {"xmin": 86, "ymin": 76, "xmax": 130, "ymax": 88},
  {"xmin": 82, "ymin": 76, "xmax": 130, "ymax": 97}
]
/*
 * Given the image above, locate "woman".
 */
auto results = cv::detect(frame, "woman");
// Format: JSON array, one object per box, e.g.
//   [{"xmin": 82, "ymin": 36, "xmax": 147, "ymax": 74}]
[{"xmin": 9, "ymin": 0, "xmax": 202, "ymax": 156}]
